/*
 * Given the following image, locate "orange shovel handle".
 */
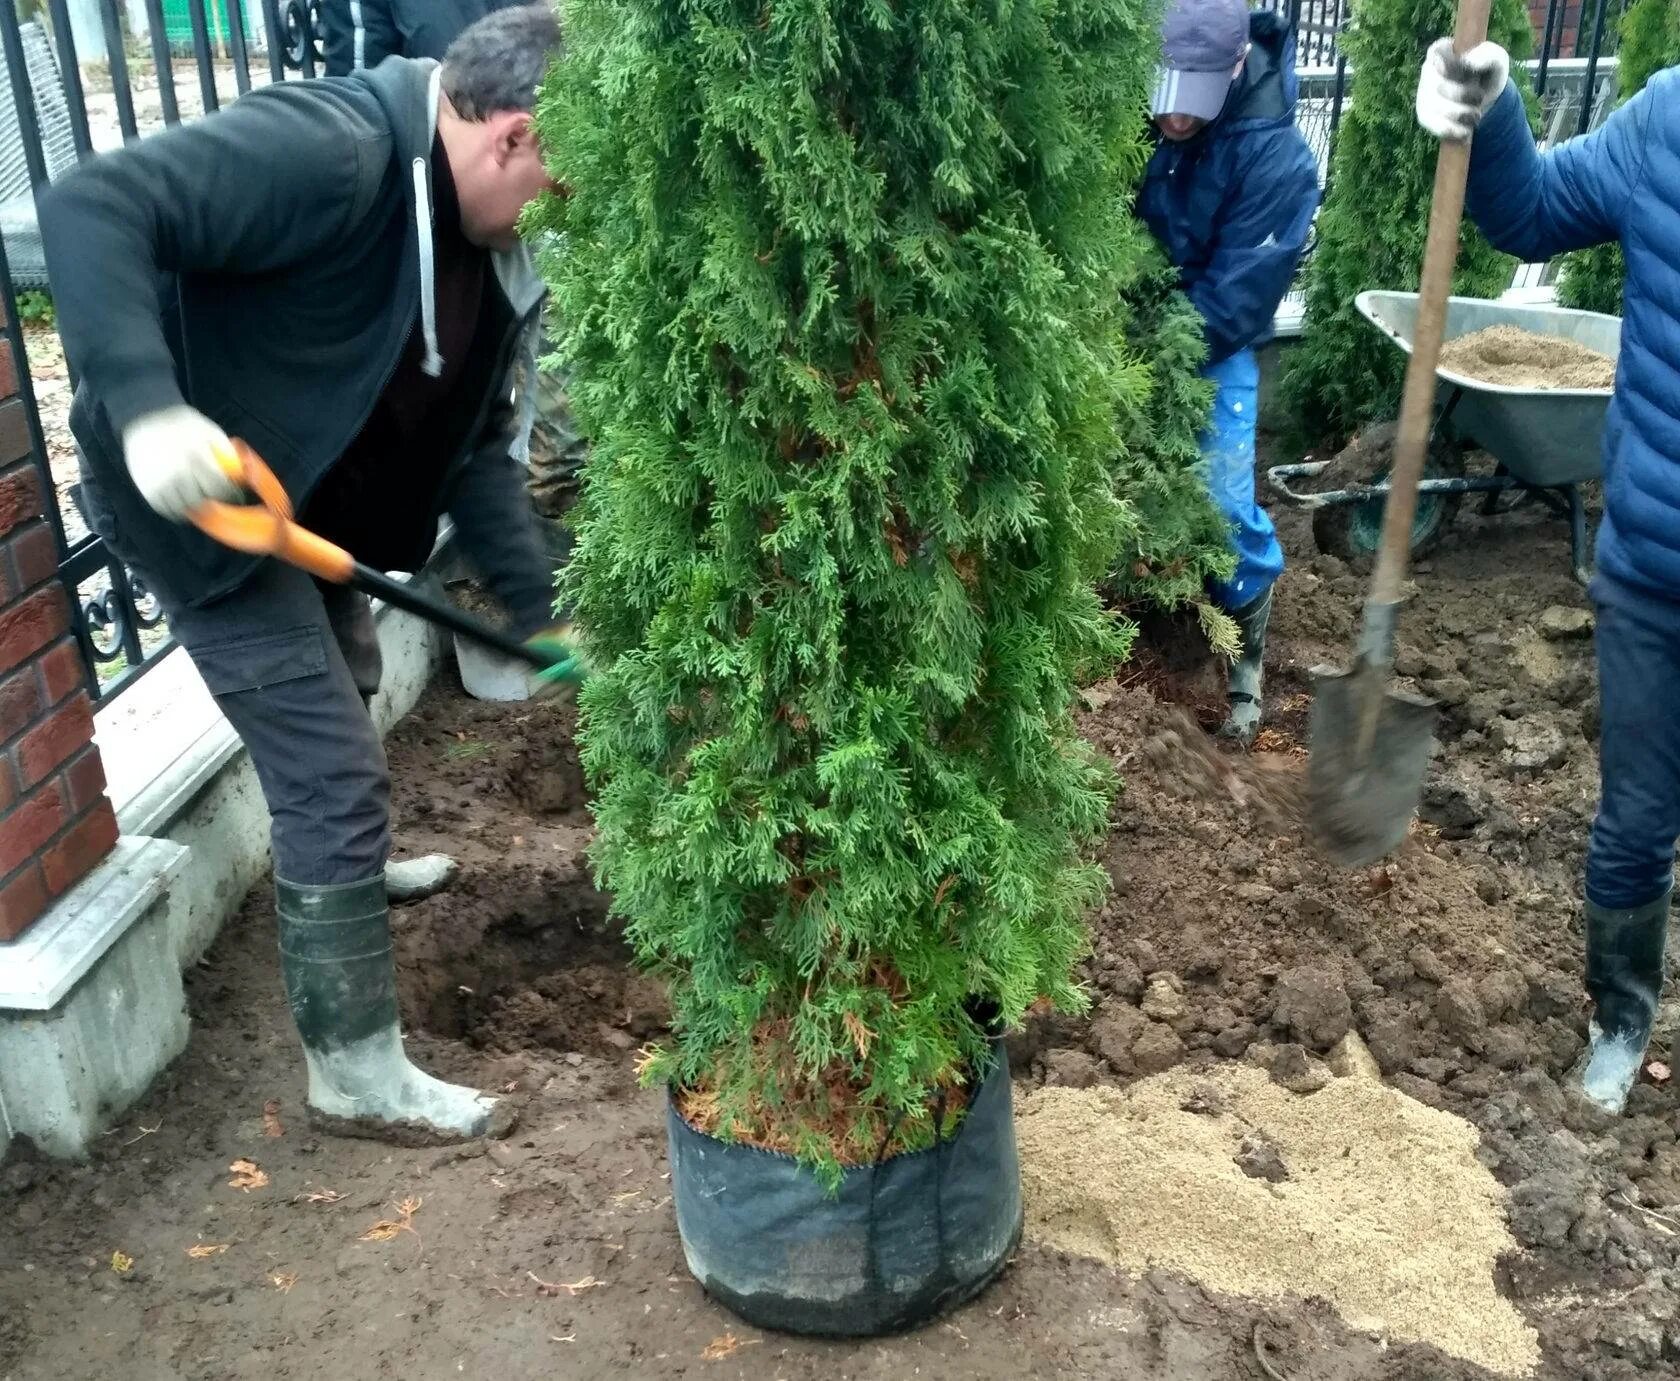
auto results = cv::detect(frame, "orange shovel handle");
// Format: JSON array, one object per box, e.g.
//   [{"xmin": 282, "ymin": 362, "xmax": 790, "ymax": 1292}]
[{"xmin": 189, "ymin": 440, "xmax": 356, "ymax": 585}]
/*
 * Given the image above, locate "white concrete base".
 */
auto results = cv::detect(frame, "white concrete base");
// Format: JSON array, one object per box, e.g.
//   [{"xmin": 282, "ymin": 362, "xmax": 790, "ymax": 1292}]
[
  {"xmin": 0, "ymin": 564, "xmax": 452, "ymax": 1162},
  {"xmin": 0, "ymin": 837, "xmax": 189, "ymax": 1160}
]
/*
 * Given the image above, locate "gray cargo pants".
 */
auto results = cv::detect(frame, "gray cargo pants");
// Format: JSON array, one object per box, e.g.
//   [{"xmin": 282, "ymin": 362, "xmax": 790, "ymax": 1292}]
[{"xmin": 161, "ymin": 560, "xmax": 390, "ymax": 888}]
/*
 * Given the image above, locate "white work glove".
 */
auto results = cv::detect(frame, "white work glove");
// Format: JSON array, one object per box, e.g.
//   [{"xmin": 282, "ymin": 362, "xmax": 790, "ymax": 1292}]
[
  {"xmin": 1416, "ymin": 37, "xmax": 1510, "ymax": 141},
  {"xmin": 120, "ymin": 405, "xmax": 243, "ymax": 522}
]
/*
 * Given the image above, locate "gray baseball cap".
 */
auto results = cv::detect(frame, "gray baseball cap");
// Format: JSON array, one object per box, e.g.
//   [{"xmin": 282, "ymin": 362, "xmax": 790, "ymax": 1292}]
[{"xmin": 1152, "ymin": 0, "xmax": 1250, "ymax": 122}]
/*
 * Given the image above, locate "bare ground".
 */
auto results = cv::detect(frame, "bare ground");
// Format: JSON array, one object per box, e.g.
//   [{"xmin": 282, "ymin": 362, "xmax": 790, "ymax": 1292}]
[{"xmin": 4, "ymin": 442, "xmax": 1678, "ymax": 1379}]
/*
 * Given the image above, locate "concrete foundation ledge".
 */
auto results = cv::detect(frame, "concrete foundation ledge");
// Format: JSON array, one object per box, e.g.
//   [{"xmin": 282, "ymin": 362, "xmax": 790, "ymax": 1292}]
[{"xmin": 0, "ymin": 836, "xmax": 190, "ymax": 1160}]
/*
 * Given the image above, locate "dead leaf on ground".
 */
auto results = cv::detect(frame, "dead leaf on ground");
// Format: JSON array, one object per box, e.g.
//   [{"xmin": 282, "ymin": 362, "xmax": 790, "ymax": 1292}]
[
  {"xmin": 228, "ymin": 1159, "xmax": 269, "ymax": 1192},
  {"xmin": 294, "ymin": 1187, "xmax": 346, "ymax": 1205},
  {"xmin": 270, "ymin": 1271, "xmax": 299, "ymax": 1293},
  {"xmin": 110, "ymin": 1250, "xmax": 134, "ymax": 1274},
  {"xmin": 262, "ymin": 1099, "xmax": 284, "ymax": 1138},
  {"xmin": 1649, "ymin": 1061, "xmax": 1672, "ymax": 1085},
  {"xmin": 527, "ymin": 1270, "xmax": 605, "ymax": 1297},
  {"xmin": 360, "ymin": 1195, "xmax": 423, "ymax": 1242},
  {"xmin": 186, "ymin": 1243, "xmax": 229, "ymax": 1260},
  {"xmin": 702, "ymin": 1333, "xmax": 758, "ymax": 1361}
]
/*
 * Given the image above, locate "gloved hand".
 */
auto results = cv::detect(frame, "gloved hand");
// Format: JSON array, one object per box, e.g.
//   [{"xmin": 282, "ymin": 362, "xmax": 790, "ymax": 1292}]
[
  {"xmin": 121, "ymin": 406, "xmax": 244, "ymax": 521},
  {"xmin": 1415, "ymin": 37, "xmax": 1510, "ymax": 141},
  {"xmin": 525, "ymin": 623, "xmax": 587, "ymax": 691}
]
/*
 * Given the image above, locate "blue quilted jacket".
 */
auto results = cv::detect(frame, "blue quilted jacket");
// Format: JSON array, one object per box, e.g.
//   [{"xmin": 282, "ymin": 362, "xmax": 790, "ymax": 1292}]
[
  {"xmin": 1467, "ymin": 74, "xmax": 1680, "ymax": 597},
  {"xmin": 1136, "ymin": 10, "xmax": 1321, "ymax": 364}
]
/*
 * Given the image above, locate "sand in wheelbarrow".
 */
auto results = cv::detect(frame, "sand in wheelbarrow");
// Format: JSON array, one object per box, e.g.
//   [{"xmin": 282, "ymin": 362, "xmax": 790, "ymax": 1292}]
[
  {"xmin": 1016, "ymin": 1062, "xmax": 1541, "ymax": 1377},
  {"xmin": 1440, "ymin": 325, "xmax": 1615, "ymax": 390}
]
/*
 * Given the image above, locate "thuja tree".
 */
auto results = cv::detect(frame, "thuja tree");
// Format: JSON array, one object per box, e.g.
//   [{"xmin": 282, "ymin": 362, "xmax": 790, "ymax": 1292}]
[
  {"xmin": 1279, "ymin": 0, "xmax": 1534, "ymax": 447},
  {"xmin": 532, "ymin": 0, "xmax": 1157, "ymax": 1169},
  {"xmin": 1557, "ymin": 0, "xmax": 1680, "ymax": 314},
  {"xmin": 1108, "ymin": 247, "xmax": 1237, "ymax": 646}
]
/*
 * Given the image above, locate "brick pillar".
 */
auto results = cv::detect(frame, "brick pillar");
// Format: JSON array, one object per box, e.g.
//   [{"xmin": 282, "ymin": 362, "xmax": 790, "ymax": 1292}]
[{"xmin": 0, "ymin": 349, "xmax": 117, "ymax": 942}]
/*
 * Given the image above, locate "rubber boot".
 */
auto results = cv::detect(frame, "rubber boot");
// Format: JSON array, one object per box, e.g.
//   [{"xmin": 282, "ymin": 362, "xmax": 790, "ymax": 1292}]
[
  {"xmin": 1578, "ymin": 890, "xmax": 1670, "ymax": 1114},
  {"xmin": 385, "ymin": 854, "xmax": 460, "ymax": 904},
  {"xmin": 1217, "ymin": 587, "xmax": 1273, "ymax": 747},
  {"xmin": 277, "ymin": 876, "xmax": 498, "ymax": 1141}
]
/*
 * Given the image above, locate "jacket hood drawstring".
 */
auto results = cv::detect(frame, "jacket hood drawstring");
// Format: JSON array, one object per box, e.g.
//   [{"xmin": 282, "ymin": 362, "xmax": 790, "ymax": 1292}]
[{"xmin": 413, "ymin": 65, "xmax": 445, "ymax": 378}]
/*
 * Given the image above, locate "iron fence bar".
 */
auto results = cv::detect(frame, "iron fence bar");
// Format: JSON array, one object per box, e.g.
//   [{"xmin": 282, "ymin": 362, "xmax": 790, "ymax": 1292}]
[
  {"xmin": 299, "ymin": 1, "xmax": 317, "ymax": 78},
  {"xmin": 1577, "ymin": 0, "xmax": 1613, "ymax": 135},
  {"xmin": 188, "ymin": 0, "xmax": 220, "ymax": 113},
  {"xmin": 142, "ymin": 0, "xmax": 181, "ymax": 126},
  {"xmin": 44, "ymin": 0, "xmax": 94, "ymax": 159},
  {"xmin": 260, "ymin": 0, "xmax": 285, "ymax": 83},
  {"xmin": 1536, "ymin": 0, "xmax": 1564, "ymax": 95},
  {"xmin": 1323, "ymin": 51, "xmax": 1349, "ymax": 194},
  {"xmin": 97, "ymin": 0, "xmax": 139, "ymax": 143},
  {"xmin": 0, "ymin": 3, "xmax": 51, "ymax": 191},
  {"xmin": 225, "ymin": 0, "xmax": 253, "ymax": 94}
]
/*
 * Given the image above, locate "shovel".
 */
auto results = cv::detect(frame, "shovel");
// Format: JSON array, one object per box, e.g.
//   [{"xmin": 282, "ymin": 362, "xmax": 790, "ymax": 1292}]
[
  {"xmin": 187, "ymin": 439, "xmax": 559, "ymax": 673},
  {"xmin": 1306, "ymin": 0, "xmax": 1492, "ymax": 867}
]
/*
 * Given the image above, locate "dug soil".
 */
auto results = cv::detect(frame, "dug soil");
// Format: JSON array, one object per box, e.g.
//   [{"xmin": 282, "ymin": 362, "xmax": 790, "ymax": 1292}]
[
  {"xmin": 1440, "ymin": 325, "xmax": 1616, "ymax": 390},
  {"xmin": 4, "ymin": 453, "xmax": 1678, "ymax": 1379}
]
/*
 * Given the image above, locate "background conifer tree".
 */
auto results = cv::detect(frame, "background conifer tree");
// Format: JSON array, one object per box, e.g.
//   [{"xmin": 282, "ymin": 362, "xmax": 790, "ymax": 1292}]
[
  {"xmin": 531, "ymin": 0, "xmax": 1170, "ymax": 1171},
  {"xmin": 1556, "ymin": 0, "xmax": 1680, "ymax": 314},
  {"xmin": 1280, "ymin": 0, "xmax": 1534, "ymax": 448}
]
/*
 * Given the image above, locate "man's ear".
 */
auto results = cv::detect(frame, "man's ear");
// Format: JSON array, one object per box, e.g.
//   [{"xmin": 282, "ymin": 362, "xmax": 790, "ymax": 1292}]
[{"xmin": 492, "ymin": 111, "xmax": 536, "ymax": 167}]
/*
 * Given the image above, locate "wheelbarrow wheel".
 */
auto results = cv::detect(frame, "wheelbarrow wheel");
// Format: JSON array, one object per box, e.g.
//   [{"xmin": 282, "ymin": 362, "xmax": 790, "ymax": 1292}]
[{"xmin": 1311, "ymin": 424, "xmax": 1466, "ymax": 570}]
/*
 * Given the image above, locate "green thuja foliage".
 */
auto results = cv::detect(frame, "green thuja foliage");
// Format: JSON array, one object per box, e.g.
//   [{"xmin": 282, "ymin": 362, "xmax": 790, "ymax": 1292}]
[
  {"xmin": 1557, "ymin": 0, "xmax": 1680, "ymax": 313},
  {"xmin": 531, "ymin": 0, "xmax": 1158, "ymax": 1174},
  {"xmin": 1108, "ymin": 248, "xmax": 1236, "ymax": 627},
  {"xmin": 1280, "ymin": 0, "xmax": 1535, "ymax": 448}
]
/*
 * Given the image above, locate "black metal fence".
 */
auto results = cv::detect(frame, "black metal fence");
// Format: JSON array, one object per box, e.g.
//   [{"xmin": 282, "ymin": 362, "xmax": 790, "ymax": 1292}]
[{"xmin": 0, "ymin": 0, "xmax": 1633, "ymax": 704}]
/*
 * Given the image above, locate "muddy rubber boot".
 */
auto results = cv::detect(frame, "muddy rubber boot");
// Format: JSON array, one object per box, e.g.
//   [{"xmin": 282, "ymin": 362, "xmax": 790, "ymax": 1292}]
[
  {"xmin": 384, "ymin": 854, "xmax": 460, "ymax": 905},
  {"xmin": 1217, "ymin": 587, "xmax": 1273, "ymax": 747},
  {"xmin": 277, "ymin": 876, "xmax": 500, "ymax": 1142},
  {"xmin": 1578, "ymin": 890, "xmax": 1670, "ymax": 1114}
]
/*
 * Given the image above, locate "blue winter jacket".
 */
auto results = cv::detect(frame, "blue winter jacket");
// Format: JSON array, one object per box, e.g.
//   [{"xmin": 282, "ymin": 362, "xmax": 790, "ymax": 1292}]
[
  {"xmin": 1466, "ymin": 75, "xmax": 1680, "ymax": 598},
  {"xmin": 1136, "ymin": 11, "xmax": 1322, "ymax": 365}
]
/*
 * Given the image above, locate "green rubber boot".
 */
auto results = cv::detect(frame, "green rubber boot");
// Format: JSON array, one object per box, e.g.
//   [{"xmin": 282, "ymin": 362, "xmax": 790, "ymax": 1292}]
[
  {"xmin": 1578, "ymin": 890, "xmax": 1670, "ymax": 1115},
  {"xmin": 277, "ymin": 876, "xmax": 497, "ymax": 1141},
  {"xmin": 1217, "ymin": 587, "xmax": 1273, "ymax": 747}
]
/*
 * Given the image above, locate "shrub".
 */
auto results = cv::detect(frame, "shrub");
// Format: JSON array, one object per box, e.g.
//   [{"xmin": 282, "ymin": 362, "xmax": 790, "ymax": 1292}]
[
  {"xmin": 1280, "ymin": 0, "xmax": 1535, "ymax": 449},
  {"xmin": 532, "ymin": 0, "xmax": 1167, "ymax": 1174}
]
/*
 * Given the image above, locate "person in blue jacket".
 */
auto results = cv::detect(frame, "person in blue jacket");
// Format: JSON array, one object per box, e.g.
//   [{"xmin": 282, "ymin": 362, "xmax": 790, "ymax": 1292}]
[
  {"xmin": 1137, "ymin": 0, "xmax": 1321, "ymax": 745},
  {"xmin": 1419, "ymin": 43, "xmax": 1680, "ymax": 1114}
]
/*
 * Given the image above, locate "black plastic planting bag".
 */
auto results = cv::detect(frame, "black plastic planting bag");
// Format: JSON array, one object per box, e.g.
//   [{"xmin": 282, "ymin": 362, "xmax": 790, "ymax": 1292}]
[{"xmin": 666, "ymin": 1039, "xmax": 1022, "ymax": 1337}]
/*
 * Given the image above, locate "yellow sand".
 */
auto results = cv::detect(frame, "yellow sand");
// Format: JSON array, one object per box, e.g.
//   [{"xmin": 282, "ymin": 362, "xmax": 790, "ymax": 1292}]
[{"xmin": 1017, "ymin": 1064, "xmax": 1539, "ymax": 1376}]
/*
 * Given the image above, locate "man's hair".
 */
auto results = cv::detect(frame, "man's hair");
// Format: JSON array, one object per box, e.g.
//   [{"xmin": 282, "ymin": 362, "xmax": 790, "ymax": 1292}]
[{"xmin": 441, "ymin": 5, "xmax": 563, "ymax": 121}]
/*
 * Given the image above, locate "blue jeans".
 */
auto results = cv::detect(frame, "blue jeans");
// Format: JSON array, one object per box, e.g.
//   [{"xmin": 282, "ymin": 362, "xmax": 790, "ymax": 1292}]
[
  {"xmin": 1201, "ymin": 350, "xmax": 1285, "ymax": 611},
  {"xmin": 1587, "ymin": 571, "xmax": 1680, "ymax": 909}
]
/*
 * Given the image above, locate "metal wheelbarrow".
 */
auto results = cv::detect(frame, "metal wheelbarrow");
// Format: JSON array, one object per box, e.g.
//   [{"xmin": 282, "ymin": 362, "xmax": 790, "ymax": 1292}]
[{"xmin": 1269, "ymin": 290, "xmax": 1620, "ymax": 586}]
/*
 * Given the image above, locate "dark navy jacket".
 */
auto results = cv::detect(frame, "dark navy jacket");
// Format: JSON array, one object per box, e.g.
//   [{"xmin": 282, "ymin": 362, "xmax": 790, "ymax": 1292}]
[
  {"xmin": 1136, "ymin": 11, "xmax": 1321, "ymax": 364},
  {"xmin": 1466, "ymin": 75, "xmax": 1680, "ymax": 599}
]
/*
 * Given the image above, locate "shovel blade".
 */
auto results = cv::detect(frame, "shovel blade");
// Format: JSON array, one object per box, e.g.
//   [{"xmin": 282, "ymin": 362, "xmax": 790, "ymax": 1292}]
[{"xmin": 1307, "ymin": 660, "xmax": 1439, "ymax": 868}]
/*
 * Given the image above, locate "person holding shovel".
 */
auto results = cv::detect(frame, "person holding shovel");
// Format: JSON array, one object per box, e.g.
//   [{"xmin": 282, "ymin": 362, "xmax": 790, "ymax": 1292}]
[
  {"xmin": 1416, "ymin": 46, "xmax": 1680, "ymax": 1113},
  {"xmin": 1137, "ymin": 0, "xmax": 1321, "ymax": 745},
  {"xmin": 40, "ymin": 5, "xmax": 579, "ymax": 1142}
]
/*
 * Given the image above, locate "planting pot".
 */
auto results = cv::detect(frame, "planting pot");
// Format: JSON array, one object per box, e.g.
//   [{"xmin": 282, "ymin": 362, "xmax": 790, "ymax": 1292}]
[{"xmin": 665, "ymin": 1038, "xmax": 1022, "ymax": 1337}]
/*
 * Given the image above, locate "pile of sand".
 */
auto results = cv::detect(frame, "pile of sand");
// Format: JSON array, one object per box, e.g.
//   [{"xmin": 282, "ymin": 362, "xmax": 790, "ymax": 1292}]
[
  {"xmin": 1016, "ymin": 1062, "xmax": 1539, "ymax": 1377},
  {"xmin": 1439, "ymin": 325, "xmax": 1614, "ymax": 390}
]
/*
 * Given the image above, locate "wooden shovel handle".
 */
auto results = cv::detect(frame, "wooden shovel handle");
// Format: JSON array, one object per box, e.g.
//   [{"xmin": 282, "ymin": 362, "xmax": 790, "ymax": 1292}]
[
  {"xmin": 189, "ymin": 439, "xmax": 356, "ymax": 585},
  {"xmin": 1367, "ymin": 0, "xmax": 1496, "ymax": 613}
]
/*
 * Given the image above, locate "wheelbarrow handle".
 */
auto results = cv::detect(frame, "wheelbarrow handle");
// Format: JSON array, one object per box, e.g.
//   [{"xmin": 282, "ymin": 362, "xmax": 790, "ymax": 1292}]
[{"xmin": 189, "ymin": 440, "xmax": 552, "ymax": 672}]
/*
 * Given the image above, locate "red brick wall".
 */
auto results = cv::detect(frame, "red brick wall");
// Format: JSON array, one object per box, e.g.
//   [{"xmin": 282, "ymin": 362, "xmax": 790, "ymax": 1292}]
[{"xmin": 0, "ymin": 350, "xmax": 117, "ymax": 942}]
